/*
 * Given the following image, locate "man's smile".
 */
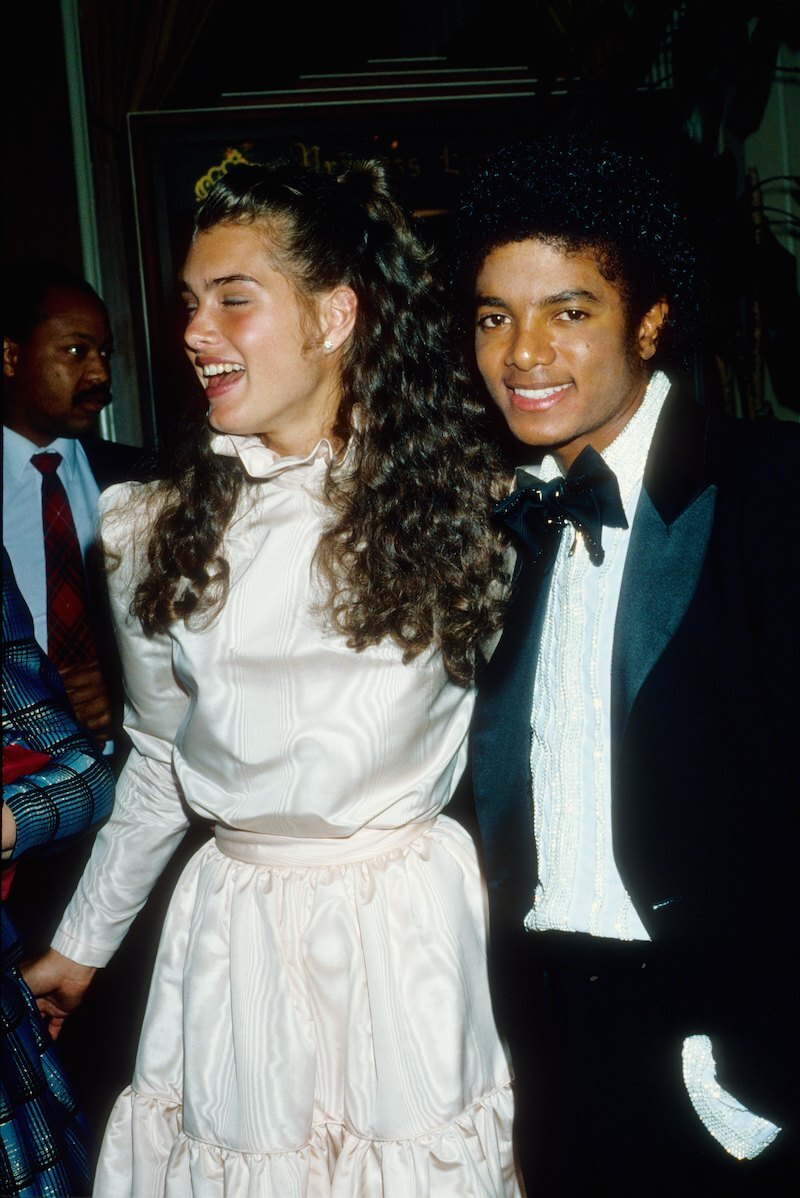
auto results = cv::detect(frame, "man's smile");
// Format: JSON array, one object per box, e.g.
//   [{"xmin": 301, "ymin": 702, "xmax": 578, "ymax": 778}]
[{"xmin": 507, "ymin": 382, "xmax": 573, "ymax": 410}]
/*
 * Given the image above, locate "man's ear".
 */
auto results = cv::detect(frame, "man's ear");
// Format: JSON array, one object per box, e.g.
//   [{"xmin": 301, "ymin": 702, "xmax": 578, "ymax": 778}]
[
  {"xmin": 3, "ymin": 337, "xmax": 21, "ymax": 379},
  {"xmin": 319, "ymin": 286, "xmax": 358, "ymax": 353},
  {"xmin": 637, "ymin": 300, "xmax": 669, "ymax": 361}
]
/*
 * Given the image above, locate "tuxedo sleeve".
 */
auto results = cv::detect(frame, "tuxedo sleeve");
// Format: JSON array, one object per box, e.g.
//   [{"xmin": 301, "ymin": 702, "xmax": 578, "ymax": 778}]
[
  {"xmin": 744, "ymin": 422, "xmax": 800, "ymax": 803},
  {"xmin": 52, "ymin": 484, "xmax": 192, "ymax": 968},
  {"xmin": 710, "ymin": 418, "xmax": 800, "ymax": 1126}
]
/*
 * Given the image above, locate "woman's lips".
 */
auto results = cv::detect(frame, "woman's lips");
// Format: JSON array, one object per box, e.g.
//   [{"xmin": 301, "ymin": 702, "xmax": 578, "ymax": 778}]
[{"xmin": 199, "ymin": 363, "xmax": 245, "ymax": 397}]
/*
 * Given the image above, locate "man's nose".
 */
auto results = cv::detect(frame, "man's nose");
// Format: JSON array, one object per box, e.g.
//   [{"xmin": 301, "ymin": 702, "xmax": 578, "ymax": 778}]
[
  {"xmin": 85, "ymin": 349, "xmax": 111, "ymax": 384},
  {"xmin": 505, "ymin": 323, "xmax": 555, "ymax": 369}
]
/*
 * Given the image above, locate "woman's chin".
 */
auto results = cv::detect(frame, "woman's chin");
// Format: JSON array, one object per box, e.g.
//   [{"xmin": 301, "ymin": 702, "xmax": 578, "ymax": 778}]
[{"xmin": 207, "ymin": 409, "xmax": 244, "ymax": 436}]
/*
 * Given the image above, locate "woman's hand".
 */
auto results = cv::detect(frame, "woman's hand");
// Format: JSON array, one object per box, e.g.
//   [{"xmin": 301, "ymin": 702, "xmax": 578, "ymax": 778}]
[{"xmin": 20, "ymin": 948, "xmax": 98, "ymax": 1040}]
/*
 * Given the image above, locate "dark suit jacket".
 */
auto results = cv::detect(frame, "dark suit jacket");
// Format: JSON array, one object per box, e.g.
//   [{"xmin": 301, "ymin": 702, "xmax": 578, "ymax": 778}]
[
  {"xmin": 471, "ymin": 383, "xmax": 800, "ymax": 1127},
  {"xmin": 80, "ymin": 433, "xmax": 150, "ymax": 493}
]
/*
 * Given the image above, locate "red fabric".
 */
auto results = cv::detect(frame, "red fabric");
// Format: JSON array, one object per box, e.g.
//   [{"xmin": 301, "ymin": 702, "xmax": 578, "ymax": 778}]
[
  {"xmin": 2, "ymin": 744, "xmax": 53, "ymax": 899},
  {"xmin": 30, "ymin": 452, "xmax": 98, "ymax": 668}
]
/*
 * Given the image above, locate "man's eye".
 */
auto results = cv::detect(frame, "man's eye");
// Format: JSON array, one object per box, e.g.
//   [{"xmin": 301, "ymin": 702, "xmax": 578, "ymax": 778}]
[
  {"xmin": 556, "ymin": 309, "xmax": 587, "ymax": 322},
  {"xmin": 477, "ymin": 313, "xmax": 508, "ymax": 329},
  {"xmin": 66, "ymin": 344, "xmax": 87, "ymax": 357}
]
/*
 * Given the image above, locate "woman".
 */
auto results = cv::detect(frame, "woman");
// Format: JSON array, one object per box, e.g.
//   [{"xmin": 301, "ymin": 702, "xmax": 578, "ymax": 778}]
[
  {"xmin": 2, "ymin": 550, "xmax": 115, "ymax": 1195},
  {"xmin": 23, "ymin": 159, "xmax": 519, "ymax": 1196}
]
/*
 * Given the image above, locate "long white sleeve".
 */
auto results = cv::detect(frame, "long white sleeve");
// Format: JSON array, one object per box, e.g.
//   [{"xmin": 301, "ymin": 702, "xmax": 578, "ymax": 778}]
[{"xmin": 52, "ymin": 484, "xmax": 192, "ymax": 967}]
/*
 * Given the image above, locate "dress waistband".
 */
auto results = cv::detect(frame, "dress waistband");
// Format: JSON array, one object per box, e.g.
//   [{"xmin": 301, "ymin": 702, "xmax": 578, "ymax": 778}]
[{"xmin": 214, "ymin": 818, "xmax": 437, "ymax": 867}]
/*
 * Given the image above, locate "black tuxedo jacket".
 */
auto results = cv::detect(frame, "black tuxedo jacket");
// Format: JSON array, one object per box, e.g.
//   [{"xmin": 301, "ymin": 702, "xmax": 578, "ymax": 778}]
[{"xmin": 471, "ymin": 383, "xmax": 800, "ymax": 1126}]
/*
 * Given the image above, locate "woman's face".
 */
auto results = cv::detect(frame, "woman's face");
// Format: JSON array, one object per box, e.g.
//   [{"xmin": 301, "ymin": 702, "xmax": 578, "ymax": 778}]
[{"xmin": 181, "ymin": 223, "xmax": 342, "ymax": 456}]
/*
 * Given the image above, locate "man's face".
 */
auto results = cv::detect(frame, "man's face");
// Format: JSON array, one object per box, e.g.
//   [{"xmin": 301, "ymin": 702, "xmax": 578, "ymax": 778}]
[
  {"xmin": 3, "ymin": 285, "xmax": 113, "ymax": 447},
  {"xmin": 474, "ymin": 239, "xmax": 667, "ymax": 470}
]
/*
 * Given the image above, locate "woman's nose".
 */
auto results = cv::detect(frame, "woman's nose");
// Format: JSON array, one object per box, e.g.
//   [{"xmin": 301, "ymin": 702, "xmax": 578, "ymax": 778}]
[{"xmin": 184, "ymin": 307, "xmax": 218, "ymax": 350}]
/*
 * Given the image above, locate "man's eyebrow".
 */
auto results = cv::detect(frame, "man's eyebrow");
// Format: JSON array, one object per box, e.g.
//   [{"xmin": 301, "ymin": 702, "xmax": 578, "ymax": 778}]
[
  {"xmin": 474, "ymin": 287, "xmax": 602, "ymax": 309},
  {"xmin": 539, "ymin": 288, "xmax": 601, "ymax": 306},
  {"xmin": 58, "ymin": 328, "xmax": 112, "ymax": 347},
  {"xmin": 474, "ymin": 294, "xmax": 511, "ymax": 309}
]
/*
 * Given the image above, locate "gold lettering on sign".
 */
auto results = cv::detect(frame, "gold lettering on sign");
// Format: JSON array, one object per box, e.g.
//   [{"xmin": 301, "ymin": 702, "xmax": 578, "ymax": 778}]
[
  {"xmin": 290, "ymin": 143, "xmax": 358, "ymax": 176},
  {"xmin": 194, "ymin": 148, "xmax": 253, "ymax": 202},
  {"xmin": 292, "ymin": 143, "xmax": 321, "ymax": 171}
]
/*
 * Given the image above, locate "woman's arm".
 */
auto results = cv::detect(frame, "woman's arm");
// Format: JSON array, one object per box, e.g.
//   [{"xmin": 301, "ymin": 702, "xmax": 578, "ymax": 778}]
[{"xmin": 46, "ymin": 485, "xmax": 195, "ymax": 970}]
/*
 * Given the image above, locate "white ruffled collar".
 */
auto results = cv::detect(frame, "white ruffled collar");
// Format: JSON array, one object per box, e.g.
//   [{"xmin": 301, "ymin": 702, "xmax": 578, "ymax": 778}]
[
  {"xmin": 531, "ymin": 369, "xmax": 671, "ymax": 503},
  {"xmin": 210, "ymin": 432, "xmax": 338, "ymax": 480}
]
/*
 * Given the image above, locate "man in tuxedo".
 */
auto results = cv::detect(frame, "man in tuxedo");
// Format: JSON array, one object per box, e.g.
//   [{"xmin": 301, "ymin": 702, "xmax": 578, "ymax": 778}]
[
  {"xmin": 452, "ymin": 132, "xmax": 799, "ymax": 1194},
  {"xmin": 3, "ymin": 260, "xmax": 146, "ymax": 751}
]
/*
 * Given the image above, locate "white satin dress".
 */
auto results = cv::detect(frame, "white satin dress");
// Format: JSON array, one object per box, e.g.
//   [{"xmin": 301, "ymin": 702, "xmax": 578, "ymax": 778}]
[{"xmin": 52, "ymin": 434, "xmax": 520, "ymax": 1198}]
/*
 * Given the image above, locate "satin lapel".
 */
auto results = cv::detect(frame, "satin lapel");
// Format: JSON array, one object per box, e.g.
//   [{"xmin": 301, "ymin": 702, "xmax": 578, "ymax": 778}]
[{"xmin": 611, "ymin": 388, "xmax": 715, "ymax": 748}]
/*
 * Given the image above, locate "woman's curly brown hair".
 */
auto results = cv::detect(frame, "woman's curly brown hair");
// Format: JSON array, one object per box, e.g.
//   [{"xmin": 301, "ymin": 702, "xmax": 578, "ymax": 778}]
[{"xmin": 130, "ymin": 158, "xmax": 509, "ymax": 685}]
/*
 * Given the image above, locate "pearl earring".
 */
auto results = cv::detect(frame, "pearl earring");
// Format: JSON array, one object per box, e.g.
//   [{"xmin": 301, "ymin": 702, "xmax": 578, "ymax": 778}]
[{"xmin": 322, "ymin": 338, "xmax": 333, "ymax": 352}]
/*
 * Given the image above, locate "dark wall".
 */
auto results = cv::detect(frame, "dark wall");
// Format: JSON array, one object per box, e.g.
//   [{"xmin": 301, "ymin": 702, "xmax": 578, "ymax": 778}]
[{"xmin": 5, "ymin": 2, "xmax": 83, "ymax": 271}]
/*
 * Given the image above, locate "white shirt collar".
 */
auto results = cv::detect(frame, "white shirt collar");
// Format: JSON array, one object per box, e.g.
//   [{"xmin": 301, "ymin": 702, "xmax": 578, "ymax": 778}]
[
  {"xmin": 523, "ymin": 370, "xmax": 672, "ymax": 503},
  {"xmin": 209, "ymin": 432, "xmax": 339, "ymax": 480},
  {"xmin": 3, "ymin": 426, "xmax": 83, "ymax": 484}
]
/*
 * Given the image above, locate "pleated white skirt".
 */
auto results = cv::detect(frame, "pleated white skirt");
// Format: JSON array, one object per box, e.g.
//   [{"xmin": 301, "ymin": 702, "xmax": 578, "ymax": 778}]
[{"xmin": 93, "ymin": 816, "xmax": 520, "ymax": 1197}]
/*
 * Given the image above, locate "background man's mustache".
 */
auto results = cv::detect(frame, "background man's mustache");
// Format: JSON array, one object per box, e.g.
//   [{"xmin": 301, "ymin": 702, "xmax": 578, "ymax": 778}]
[{"xmin": 73, "ymin": 386, "xmax": 111, "ymax": 406}]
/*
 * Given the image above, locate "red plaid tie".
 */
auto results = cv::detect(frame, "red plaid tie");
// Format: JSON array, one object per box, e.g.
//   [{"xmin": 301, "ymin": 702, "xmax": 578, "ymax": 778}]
[{"xmin": 31, "ymin": 451, "xmax": 98, "ymax": 669}]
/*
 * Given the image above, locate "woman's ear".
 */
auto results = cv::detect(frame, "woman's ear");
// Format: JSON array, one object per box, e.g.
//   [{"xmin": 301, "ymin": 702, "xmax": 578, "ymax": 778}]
[
  {"xmin": 319, "ymin": 286, "xmax": 358, "ymax": 353},
  {"xmin": 637, "ymin": 299, "xmax": 669, "ymax": 361}
]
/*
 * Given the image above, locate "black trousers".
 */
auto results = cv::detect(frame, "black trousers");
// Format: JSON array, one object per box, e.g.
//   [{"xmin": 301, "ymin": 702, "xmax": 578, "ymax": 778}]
[{"xmin": 493, "ymin": 929, "xmax": 798, "ymax": 1197}]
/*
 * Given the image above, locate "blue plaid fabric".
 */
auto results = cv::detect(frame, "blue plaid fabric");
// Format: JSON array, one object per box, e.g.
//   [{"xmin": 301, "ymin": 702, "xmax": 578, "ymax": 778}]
[{"xmin": 2, "ymin": 549, "xmax": 114, "ymax": 1196}]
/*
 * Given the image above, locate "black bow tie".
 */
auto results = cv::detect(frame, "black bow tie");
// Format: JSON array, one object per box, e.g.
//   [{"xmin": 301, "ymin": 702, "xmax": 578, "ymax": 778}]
[{"xmin": 493, "ymin": 444, "xmax": 628, "ymax": 566}]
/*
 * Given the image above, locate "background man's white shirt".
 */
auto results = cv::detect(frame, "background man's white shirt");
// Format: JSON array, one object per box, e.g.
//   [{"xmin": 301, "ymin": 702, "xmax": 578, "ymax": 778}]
[{"xmin": 3, "ymin": 426, "xmax": 101, "ymax": 653}]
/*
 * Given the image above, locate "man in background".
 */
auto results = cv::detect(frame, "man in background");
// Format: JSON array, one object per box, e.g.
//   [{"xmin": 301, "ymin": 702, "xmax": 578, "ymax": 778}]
[
  {"xmin": 3, "ymin": 259, "xmax": 146, "ymax": 751},
  {"xmin": 453, "ymin": 131, "xmax": 798, "ymax": 1194},
  {"xmin": 2, "ymin": 261, "xmax": 157, "ymax": 1157}
]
